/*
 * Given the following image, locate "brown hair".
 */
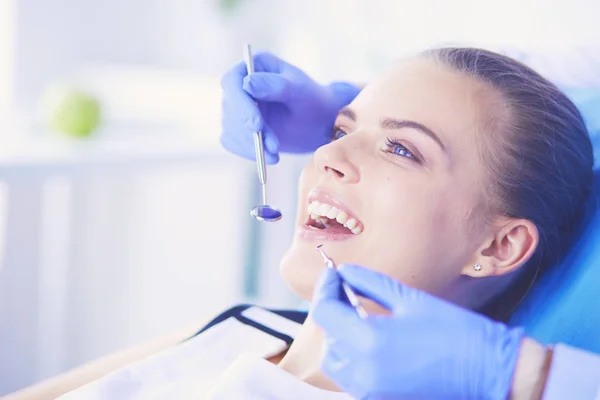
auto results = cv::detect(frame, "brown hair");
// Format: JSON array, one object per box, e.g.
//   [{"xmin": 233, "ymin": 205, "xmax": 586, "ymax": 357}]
[{"xmin": 423, "ymin": 48, "xmax": 595, "ymax": 320}]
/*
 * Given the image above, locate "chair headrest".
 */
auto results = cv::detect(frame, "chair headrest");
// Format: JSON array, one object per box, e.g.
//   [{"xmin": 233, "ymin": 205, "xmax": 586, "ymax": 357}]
[{"xmin": 509, "ymin": 171, "xmax": 600, "ymax": 352}]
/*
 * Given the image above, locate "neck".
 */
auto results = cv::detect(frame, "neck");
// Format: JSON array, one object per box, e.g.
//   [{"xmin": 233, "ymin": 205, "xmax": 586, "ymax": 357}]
[{"xmin": 277, "ymin": 314, "xmax": 342, "ymax": 392}]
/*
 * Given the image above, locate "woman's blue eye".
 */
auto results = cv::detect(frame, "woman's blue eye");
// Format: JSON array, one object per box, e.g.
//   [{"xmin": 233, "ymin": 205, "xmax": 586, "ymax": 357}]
[
  {"xmin": 332, "ymin": 128, "xmax": 347, "ymax": 141},
  {"xmin": 386, "ymin": 138, "xmax": 418, "ymax": 161},
  {"xmin": 331, "ymin": 130, "xmax": 419, "ymax": 163}
]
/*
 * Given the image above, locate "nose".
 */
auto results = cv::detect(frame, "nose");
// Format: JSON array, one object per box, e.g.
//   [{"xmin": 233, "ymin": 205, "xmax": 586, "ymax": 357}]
[{"xmin": 313, "ymin": 140, "xmax": 360, "ymax": 183}]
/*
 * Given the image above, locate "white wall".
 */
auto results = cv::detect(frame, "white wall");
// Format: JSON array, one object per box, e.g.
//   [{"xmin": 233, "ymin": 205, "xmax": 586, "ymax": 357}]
[
  {"xmin": 0, "ymin": 0, "xmax": 16, "ymax": 115},
  {"xmin": 10, "ymin": 0, "xmax": 290, "ymax": 112},
  {"xmin": 6, "ymin": 0, "xmax": 600, "ymax": 114}
]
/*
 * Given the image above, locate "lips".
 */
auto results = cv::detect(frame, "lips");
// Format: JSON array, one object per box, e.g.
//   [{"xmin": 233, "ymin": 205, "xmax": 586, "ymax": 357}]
[{"xmin": 297, "ymin": 189, "xmax": 363, "ymax": 242}]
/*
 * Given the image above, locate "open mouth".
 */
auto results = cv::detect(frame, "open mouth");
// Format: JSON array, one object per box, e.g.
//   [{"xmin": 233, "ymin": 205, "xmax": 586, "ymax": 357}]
[{"xmin": 305, "ymin": 201, "xmax": 363, "ymax": 235}]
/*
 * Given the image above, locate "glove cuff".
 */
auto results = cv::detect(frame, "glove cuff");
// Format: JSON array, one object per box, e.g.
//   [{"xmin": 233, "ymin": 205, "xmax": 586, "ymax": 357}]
[
  {"xmin": 491, "ymin": 326, "xmax": 526, "ymax": 400},
  {"xmin": 327, "ymin": 81, "xmax": 362, "ymax": 110}
]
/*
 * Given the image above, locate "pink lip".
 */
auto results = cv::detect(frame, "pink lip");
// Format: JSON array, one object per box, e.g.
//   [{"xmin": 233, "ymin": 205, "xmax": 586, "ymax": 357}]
[
  {"xmin": 306, "ymin": 190, "xmax": 363, "ymax": 227},
  {"xmin": 296, "ymin": 225, "xmax": 356, "ymax": 241}
]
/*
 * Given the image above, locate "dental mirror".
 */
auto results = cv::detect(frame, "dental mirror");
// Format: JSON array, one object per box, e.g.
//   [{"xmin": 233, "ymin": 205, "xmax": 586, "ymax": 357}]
[
  {"xmin": 251, "ymin": 205, "xmax": 282, "ymax": 222},
  {"xmin": 244, "ymin": 43, "xmax": 282, "ymax": 223}
]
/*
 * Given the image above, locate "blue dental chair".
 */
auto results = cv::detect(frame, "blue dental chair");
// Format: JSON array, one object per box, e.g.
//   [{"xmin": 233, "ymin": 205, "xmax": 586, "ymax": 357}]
[{"xmin": 510, "ymin": 90, "xmax": 600, "ymax": 353}]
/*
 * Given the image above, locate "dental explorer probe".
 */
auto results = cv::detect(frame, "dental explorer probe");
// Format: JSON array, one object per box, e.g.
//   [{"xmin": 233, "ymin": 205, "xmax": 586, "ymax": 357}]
[
  {"xmin": 243, "ymin": 44, "xmax": 283, "ymax": 222},
  {"xmin": 316, "ymin": 245, "xmax": 368, "ymax": 319}
]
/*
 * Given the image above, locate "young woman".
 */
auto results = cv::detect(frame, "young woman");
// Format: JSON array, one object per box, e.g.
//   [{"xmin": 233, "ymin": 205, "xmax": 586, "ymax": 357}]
[{"xmin": 9, "ymin": 47, "xmax": 594, "ymax": 399}]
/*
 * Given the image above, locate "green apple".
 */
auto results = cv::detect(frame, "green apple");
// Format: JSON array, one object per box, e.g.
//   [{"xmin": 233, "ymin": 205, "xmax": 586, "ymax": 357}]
[{"xmin": 42, "ymin": 85, "xmax": 102, "ymax": 137}]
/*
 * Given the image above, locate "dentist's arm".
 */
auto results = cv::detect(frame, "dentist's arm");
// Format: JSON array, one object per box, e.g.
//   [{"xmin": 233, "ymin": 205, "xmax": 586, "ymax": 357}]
[
  {"xmin": 511, "ymin": 337, "xmax": 552, "ymax": 399},
  {"xmin": 509, "ymin": 339, "xmax": 600, "ymax": 400},
  {"xmin": 311, "ymin": 265, "xmax": 600, "ymax": 400},
  {"xmin": 534, "ymin": 343, "xmax": 600, "ymax": 400}
]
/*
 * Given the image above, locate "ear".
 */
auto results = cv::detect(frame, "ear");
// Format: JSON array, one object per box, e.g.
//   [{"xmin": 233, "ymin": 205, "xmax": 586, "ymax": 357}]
[{"xmin": 461, "ymin": 219, "xmax": 539, "ymax": 278}]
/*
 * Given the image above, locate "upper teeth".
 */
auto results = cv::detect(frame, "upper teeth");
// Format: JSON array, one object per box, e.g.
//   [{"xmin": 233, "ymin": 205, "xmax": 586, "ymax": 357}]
[{"xmin": 307, "ymin": 201, "xmax": 363, "ymax": 234}]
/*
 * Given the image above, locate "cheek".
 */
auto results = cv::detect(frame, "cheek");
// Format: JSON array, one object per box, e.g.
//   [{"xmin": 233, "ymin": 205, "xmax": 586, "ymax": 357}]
[
  {"xmin": 361, "ymin": 172, "xmax": 475, "ymax": 290},
  {"xmin": 371, "ymin": 174, "xmax": 448, "ymax": 246},
  {"xmin": 295, "ymin": 161, "xmax": 318, "ymax": 220}
]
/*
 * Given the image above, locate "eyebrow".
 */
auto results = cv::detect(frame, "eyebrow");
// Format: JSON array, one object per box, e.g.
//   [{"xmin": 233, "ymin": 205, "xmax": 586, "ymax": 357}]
[{"xmin": 337, "ymin": 106, "xmax": 447, "ymax": 153}]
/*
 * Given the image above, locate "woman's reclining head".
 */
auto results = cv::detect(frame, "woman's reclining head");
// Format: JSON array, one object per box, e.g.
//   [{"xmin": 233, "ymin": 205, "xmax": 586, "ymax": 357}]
[{"xmin": 280, "ymin": 47, "xmax": 594, "ymax": 320}]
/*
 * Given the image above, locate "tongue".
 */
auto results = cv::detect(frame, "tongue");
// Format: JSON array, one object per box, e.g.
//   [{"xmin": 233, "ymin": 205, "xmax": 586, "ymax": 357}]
[{"xmin": 324, "ymin": 219, "xmax": 352, "ymax": 234}]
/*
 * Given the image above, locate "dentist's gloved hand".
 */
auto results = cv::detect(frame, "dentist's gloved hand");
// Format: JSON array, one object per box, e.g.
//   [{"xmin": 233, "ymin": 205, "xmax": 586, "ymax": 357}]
[
  {"xmin": 220, "ymin": 52, "xmax": 360, "ymax": 164},
  {"xmin": 311, "ymin": 265, "xmax": 525, "ymax": 400}
]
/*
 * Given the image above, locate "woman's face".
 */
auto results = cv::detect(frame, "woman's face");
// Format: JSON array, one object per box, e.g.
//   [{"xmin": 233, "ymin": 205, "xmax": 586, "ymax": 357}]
[{"xmin": 280, "ymin": 58, "xmax": 500, "ymax": 304}]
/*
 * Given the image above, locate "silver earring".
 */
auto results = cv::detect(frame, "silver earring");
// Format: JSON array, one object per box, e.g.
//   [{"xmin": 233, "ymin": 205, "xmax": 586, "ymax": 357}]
[{"xmin": 473, "ymin": 263, "xmax": 482, "ymax": 272}]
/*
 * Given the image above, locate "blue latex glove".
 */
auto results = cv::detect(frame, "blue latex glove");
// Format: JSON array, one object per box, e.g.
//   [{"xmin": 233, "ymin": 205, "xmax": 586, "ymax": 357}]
[
  {"xmin": 311, "ymin": 265, "xmax": 525, "ymax": 400},
  {"xmin": 220, "ymin": 52, "xmax": 360, "ymax": 164}
]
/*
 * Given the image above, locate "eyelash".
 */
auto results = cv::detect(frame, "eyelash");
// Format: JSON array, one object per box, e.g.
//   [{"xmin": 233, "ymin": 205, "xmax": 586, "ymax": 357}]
[
  {"xmin": 385, "ymin": 137, "xmax": 420, "ymax": 162},
  {"xmin": 331, "ymin": 127, "xmax": 421, "ymax": 163}
]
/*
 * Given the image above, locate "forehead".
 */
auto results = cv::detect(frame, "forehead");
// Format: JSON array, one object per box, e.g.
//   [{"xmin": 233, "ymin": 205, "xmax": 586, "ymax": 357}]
[{"xmin": 352, "ymin": 58, "xmax": 493, "ymax": 156}]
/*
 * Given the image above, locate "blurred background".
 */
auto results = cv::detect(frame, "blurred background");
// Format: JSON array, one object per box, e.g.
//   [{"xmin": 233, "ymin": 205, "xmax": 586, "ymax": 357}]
[{"xmin": 0, "ymin": 0, "xmax": 599, "ymax": 394}]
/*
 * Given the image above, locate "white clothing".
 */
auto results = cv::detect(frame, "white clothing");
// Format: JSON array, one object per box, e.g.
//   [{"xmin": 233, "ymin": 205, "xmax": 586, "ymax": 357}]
[{"xmin": 58, "ymin": 305, "xmax": 352, "ymax": 399}]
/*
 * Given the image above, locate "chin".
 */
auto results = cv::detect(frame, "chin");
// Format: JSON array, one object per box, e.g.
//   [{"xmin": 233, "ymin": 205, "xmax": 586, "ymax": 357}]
[{"xmin": 279, "ymin": 239, "xmax": 325, "ymax": 301}]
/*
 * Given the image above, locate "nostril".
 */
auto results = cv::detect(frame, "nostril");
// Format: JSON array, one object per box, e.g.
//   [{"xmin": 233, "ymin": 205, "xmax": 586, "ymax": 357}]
[{"xmin": 325, "ymin": 166, "xmax": 345, "ymax": 179}]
